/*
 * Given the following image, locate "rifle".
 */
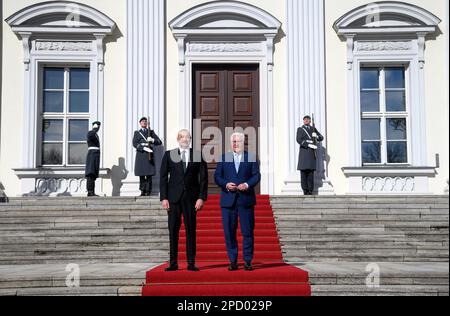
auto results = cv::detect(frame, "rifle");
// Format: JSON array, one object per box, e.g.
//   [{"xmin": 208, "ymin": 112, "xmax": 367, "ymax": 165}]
[{"xmin": 311, "ymin": 114, "xmax": 318, "ymax": 159}]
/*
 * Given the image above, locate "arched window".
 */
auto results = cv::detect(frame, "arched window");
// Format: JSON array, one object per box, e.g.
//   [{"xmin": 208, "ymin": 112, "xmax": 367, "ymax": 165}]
[
  {"xmin": 7, "ymin": 1, "xmax": 116, "ymax": 196},
  {"xmin": 335, "ymin": 2, "xmax": 441, "ymax": 194}
]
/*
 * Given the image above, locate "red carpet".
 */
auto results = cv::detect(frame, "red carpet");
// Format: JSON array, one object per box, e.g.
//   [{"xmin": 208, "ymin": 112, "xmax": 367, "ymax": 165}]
[{"xmin": 141, "ymin": 195, "xmax": 311, "ymax": 296}]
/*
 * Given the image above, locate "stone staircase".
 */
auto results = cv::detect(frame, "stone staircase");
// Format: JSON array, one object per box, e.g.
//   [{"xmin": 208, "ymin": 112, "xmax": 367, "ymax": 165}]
[
  {"xmin": 271, "ymin": 196, "xmax": 449, "ymax": 296},
  {"xmin": 0, "ymin": 195, "xmax": 448, "ymax": 296}
]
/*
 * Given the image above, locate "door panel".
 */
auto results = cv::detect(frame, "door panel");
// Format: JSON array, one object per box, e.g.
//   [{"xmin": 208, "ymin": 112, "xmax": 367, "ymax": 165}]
[{"xmin": 193, "ymin": 64, "xmax": 260, "ymax": 194}]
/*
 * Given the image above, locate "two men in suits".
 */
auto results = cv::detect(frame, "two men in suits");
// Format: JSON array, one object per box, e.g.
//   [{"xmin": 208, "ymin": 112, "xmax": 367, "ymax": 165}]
[
  {"xmin": 160, "ymin": 130, "xmax": 208, "ymax": 272},
  {"xmin": 133, "ymin": 117, "xmax": 162, "ymax": 196},
  {"xmin": 297, "ymin": 115, "xmax": 324, "ymax": 195},
  {"xmin": 215, "ymin": 133, "xmax": 261, "ymax": 271}
]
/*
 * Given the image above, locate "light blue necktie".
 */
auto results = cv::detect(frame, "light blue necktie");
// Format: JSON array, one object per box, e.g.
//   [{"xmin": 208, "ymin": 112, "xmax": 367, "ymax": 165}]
[{"xmin": 234, "ymin": 153, "xmax": 240, "ymax": 173}]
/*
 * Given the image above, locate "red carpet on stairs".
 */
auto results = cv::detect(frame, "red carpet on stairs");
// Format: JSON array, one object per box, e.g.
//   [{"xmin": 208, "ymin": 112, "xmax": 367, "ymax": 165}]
[{"xmin": 141, "ymin": 195, "xmax": 311, "ymax": 296}]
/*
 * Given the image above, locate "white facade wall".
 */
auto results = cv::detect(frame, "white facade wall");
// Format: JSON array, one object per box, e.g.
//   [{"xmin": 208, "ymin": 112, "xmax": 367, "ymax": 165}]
[{"xmin": 0, "ymin": 0, "xmax": 448, "ymax": 197}]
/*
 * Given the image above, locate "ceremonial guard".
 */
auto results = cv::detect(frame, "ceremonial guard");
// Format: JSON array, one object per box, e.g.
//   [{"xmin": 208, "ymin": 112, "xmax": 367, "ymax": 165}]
[
  {"xmin": 133, "ymin": 117, "xmax": 163, "ymax": 196},
  {"xmin": 297, "ymin": 115, "xmax": 324, "ymax": 196},
  {"xmin": 85, "ymin": 121, "xmax": 102, "ymax": 197}
]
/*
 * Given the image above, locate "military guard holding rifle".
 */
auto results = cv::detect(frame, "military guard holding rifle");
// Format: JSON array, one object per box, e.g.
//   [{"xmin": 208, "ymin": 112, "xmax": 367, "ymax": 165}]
[
  {"xmin": 297, "ymin": 115, "xmax": 324, "ymax": 196},
  {"xmin": 133, "ymin": 117, "xmax": 163, "ymax": 196}
]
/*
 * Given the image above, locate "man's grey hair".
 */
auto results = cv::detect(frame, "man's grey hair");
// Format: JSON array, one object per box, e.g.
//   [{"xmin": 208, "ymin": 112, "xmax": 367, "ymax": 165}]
[
  {"xmin": 177, "ymin": 129, "xmax": 192, "ymax": 140},
  {"xmin": 230, "ymin": 132, "xmax": 245, "ymax": 142}
]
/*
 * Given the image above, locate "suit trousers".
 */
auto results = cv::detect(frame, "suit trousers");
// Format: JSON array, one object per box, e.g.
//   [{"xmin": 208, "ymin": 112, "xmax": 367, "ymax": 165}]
[
  {"xmin": 168, "ymin": 192, "xmax": 197, "ymax": 266},
  {"xmin": 221, "ymin": 204, "xmax": 255, "ymax": 264}
]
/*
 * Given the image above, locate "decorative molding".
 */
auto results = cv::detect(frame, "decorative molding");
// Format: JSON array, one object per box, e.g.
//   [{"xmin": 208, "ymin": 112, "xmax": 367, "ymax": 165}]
[
  {"xmin": 14, "ymin": 168, "xmax": 110, "ymax": 197},
  {"xmin": 334, "ymin": 1, "xmax": 441, "ymax": 33},
  {"xmin": 34, "ymin": 178, "xmax": 88, "ymax": 196},
  {"xmin": 342, "ymin": 167, "xmax": 435, "ymax": 194},
  {"xmin": 282, "ymin": 0, "xmax": 334, "ymax": 195},
  {"xmin": 356, "ymin": 41, "xmax": 412, "ymax": 52},
  {"xmin": 170, "ymin": 1, "xmax": 281, "ymax": 71},
  {"xmin": 362, "ymin": 177, "xmax": 415, "ymax": 193},
  {"xmin": 123, "ymin": 0, "xmax": 166, "ymax": 196},
  {"xmin": 6, "ymin": 1, "xmax": 116, "ymax": 30},
  {"xmin": 187, "ymin": 42, "xmax": 263, "ymax": 53},
  {"xmin": 35, "ymin": 41, "xmax": 93, "ymax": 52},
  {"xmin": 169, "ymin": 1, "xmax": 281, "ymax": 30}
]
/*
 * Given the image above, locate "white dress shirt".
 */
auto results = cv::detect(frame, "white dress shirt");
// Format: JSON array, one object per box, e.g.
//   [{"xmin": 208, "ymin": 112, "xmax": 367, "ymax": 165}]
[{"xmin": 179, "ymin": 148, "xmax": 190, "ymax": 169}]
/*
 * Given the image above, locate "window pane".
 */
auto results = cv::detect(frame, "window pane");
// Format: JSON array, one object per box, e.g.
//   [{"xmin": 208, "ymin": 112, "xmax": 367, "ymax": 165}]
[
  {"xmin": 360, "ymin": 68, "xmax": 379, "ymax": 89},
  {"xmin": 362, "ymin": 142, "xmax": 381, "ymax": 164},
  {"xmin": 43, "ymin": 91, "xmax": 64, "ymax": 113},
  {"xmin": 68, "ymin": 143, "xmax": 88, "ymax": 165},
  {"xmin": 69, "ymin": 120, "xmax": 89, "ymax": 142},
  {"xmin": 385, "ymin": 67, "xmax": 405, "ymax": 89},
  {"xmin": 42, "ymin": 120, "xmax": 63, "ymax": 142},
  {"xmin": 388, "ymin": 141, "xmax": 408, "ymax": 163},
  {"xmin": 70, "ymin": 68, "xmax": 90, "ymax": 90},
  {"xmin": 386, "ymin": 91, "xmax": 406, "ymax": 112},
  {"xmin": 387, "ymin": 118, "xmax": 407, "ymax": 140},
  {"xmin": 69, "ymin": 91, "xmax": 89, "ymax": 113},
  {"xmin": 361, "ymin": 119, "xmax": 381, "ymax": 140},
  {"xmin": 44, "ymin": 68, "xmax": 64, "ymax": 90},
  {"xmin": 361, "ymin": 91, "xmax": 380, "ymax": 112},
  {"xmin": 42, "ymin": 143, "xmax": 63, "ymax": 165}
]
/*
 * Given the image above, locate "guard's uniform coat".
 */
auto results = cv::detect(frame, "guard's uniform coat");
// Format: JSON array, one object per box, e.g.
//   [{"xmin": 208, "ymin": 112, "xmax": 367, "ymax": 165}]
[
  {"xmin": 133, "ymin": 129, "xmax": 162, "ymax": 177},
  {"xmin": 85, "ymin": 130, "xmax": 101, "ymax": 178},
  {"xmin": 297, "ymin": 125, "xmax": 324, "ymax": 171}
]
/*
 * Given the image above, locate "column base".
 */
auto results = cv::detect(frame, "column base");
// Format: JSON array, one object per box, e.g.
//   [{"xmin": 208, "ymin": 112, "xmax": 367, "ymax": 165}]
[
  {"xmin": 120, "ymin": 175, "xmax": 161, "ymax": 197},
  {"xmin": 281, "ymin": 172, "xmax": 335, "ymax": 196}
]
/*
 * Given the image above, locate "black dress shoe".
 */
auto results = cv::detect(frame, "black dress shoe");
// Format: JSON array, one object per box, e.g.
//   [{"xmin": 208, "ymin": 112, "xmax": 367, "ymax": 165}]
[
  {"xmin": 228, "ymin": 263, "xmax": 239, "ymax": 271},
  {"xmin": 165, "ymin": 265, "xmax": 179, "ymax": 272},
  {"xmin": 244, "ymin": 263, "xmax": 254, "ymax": 271},
  {"xmin": 140, "ymin": 192, "xmax": 146, "ymax": 197},
  {"xmin": 87, "ymin": 193, "xmax": 99, "ymax": 197},
  {"xmin": 188, "ymin": 265, "xmax": 200, "ymax": 272}
]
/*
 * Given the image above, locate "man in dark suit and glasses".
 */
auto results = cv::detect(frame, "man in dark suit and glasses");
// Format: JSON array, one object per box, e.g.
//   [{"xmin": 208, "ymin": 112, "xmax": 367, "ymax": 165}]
[{"xmin": 160, "ymin": 129, "xmax": 208, "ymax": 272}]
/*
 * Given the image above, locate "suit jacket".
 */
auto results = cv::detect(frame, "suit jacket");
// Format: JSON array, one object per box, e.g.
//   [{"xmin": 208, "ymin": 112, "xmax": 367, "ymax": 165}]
[
  {"xmin": 297, "ymin": 125, "xmax": 324, "ymax": 171},
  {"xmin": 160, "ymin": 149, "xmax": 208, "ymax": 204},
  {"xmin": 214, "ymin": 152, "xmax": 261, "ymax": 208}
]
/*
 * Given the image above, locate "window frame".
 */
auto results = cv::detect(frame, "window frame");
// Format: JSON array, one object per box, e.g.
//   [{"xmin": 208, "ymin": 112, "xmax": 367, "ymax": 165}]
[
  {"xmin": 360, "ymin": 63, "xmax": 412, "ymax": 167},
  {"xmin": 38, "ymin": 64, "xmax": 91, "ymax": 168}
]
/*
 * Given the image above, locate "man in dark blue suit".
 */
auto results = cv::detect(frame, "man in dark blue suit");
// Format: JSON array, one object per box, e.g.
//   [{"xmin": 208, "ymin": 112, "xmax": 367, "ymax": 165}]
[{"xmin": 214, "ymin": 133, "xmax": 261, "ymax": 271}]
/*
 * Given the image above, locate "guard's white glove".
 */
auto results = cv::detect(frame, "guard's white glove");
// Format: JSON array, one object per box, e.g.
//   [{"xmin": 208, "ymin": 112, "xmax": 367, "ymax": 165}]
[
  {"xmin": 307, "ymin": 140, "xmax": 314, "ymax": 144},
  {"xmin": 147, "ymin": 137, "xmax": 155, "ymax": 143},
  {"xmin": 143, "ymin": 147, "xmax": 153, "ymax": 153},
  {"xmin": 312, "ymin": 132, "xmax": 318, "ymax": 138},
  {"xmin": 308, "ymin": 144, "xmax": 318, "ymax": 150}
]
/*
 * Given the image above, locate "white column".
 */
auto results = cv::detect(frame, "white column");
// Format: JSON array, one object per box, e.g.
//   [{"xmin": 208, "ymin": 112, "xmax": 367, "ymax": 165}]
[
  {"xmin": 122, "ymin": 0, "xmax": 166, "ymax": 196},
  {"xmin": 282, "ymin": 0, "xmax": 334, "ymax": 195},
  {"xmin": 445, "ymin": 0, "xmax": 450, "ymax": 195}
]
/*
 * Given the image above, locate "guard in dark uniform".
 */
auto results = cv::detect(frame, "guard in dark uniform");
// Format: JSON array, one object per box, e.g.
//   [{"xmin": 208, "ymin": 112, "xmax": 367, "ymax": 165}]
[
  {"xmin": 133, "ymin": 117, "xmax": 163, "ymax": 196},
  {"xmin": 85, "ymin": 121, "xmax": 101, "ymax": 197},
  {"xmin": 297, "ymin": 116, "xmax": 324, "ymax": 195}
]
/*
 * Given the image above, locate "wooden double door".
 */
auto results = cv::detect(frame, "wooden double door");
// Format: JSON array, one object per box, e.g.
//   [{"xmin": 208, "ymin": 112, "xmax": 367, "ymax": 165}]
[{"xmin": 193, "ymin": 64, "xmax": 260, "ymax": 194}]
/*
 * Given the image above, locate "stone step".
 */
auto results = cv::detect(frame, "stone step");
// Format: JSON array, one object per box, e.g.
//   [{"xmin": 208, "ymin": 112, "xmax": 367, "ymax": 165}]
[
  {"xmin": 270, "ymin": 195, "xmax": 449, "ymax": 203},
  {"xmin": 311, "ymin": 285, "xmax": 449, "ymax": 296},
  {"xmin": 1, "ymin": 286, "xmax": 143, "ymax": 296},
  {"xmin": 283, "ymin": 250, "xmax": 449, "ymax": 259},
  {"xmin": 285, "ymin": 256, "xmax": 449, "ymax": 263}
]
